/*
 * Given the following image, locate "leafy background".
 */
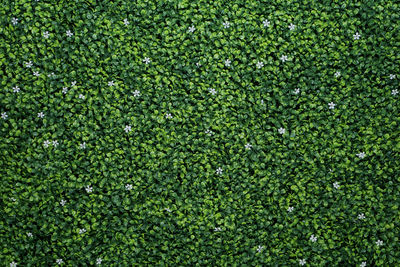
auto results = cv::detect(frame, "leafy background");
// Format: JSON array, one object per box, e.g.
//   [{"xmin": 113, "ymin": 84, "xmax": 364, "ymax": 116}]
[{"xmin": 1, "ymin": 0, "xmax": 399, "ymax": 266}]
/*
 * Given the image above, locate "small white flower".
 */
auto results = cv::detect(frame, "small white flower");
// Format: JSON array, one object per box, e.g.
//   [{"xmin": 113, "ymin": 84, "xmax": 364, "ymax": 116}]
[
  {"xmin": 1, "ymin": 112, "xmax": 8, "ymax": 120},
  {"xmin": 392, "ymin": 89, "xmax": 398, "ymax": 95},
  {"xmin": 60, "ymin": 199, "xmax": 66, "ymax": 206},
  {"xmin": 10, "ymin": 197, "xmax": 16, "ymax": 202},
  {"xmin": 12, "ymin": 18, "xmax": 19, "ymax": 25},
  {"xmin": 143, "ymin": 57, "xmax": 151, "ymax": 64},
  {"xmin": 257, "ymin": 245, "xmax": 264, "ymax": 252},
  {"xmin": 56, "ymin": 259, "xmax": 63, "ymax": 265},
  {"xmin": 287, "ymin": 206, "xmax": 294, "ymax": 212},
  {"xmin": 27, "ymin": 232, "xmax": 33, "ymax": 237},
  {"xmin": 263, "ymin": 19, "xmax": 270, "ymax": 27},
  {"xmin": 353, "ymin": 32, "xmax": 361, "ymax": 40},
  {"xmin": 85, "ymin": 185, "xmax": 93, "ymax": 193},
  {"xmin": 299, "ymin": 259, "xmax": 306, "ymax": 266},
  {"xmin": 280, "ymin": 55, "xmax": 288, "ymax": 62},
  {"xmin": 356, "ymin": 152, "xmax": 366, "ymax": 159},
  {"xmin": 108, "ymin": 81, "xmax": 115, "ymax": 87},
  {"xmin": 165, "ymin": 208, "xmax": 171, "ymax": 212},
  {"xmin": 78, "ymin": 94, "xmax": 85, "ymax": 99},
  {"xmin": 288, "ymin": 23, "xmax": 296, "ymax": 30},
  {"xmin": 66, "ymin": 30, "xmax": 73, "ymax": 37},
  {"xmin": 310, "ymin": 234, "xmax": 317, "ymax": 242},
  {"xmin": 123, "ymin": 19, "xmax": 129, "ymax": 26},
  {"xmin": 125, "ymin": 184, "xmax": 133, "ymax": 190},
  {"xmin": 245, "ymin": 143, "xmax": 252, "ymax": 150},
  {"xmin": 294, "ymin": 88, "xmax": 300, "ymax": 94},
  {"xmin": 333, "ymin": 182, "xmax": 340, "ymax": 189},
  {"xmin": 216, "ymin": 167, "xmax": 223, "ymax": 175},
  {"xmin": 10, "ymin": 262, "xmax": 17, "ymax": 267},
  {"xmin": 25, "ymin": 61, "xmax": 33, "ymax": 68},
  {"xmin": 124, "ymin": 125, "xmax": 132, "ymax": 133},
  {"xmin": 62, "ymin": 87, "xmax": 68, "ymax": 94},
  {"xmin": 376, "ymin": 240, "xmax": 383, "ymax": 247},
  {"xmin": 328, "ymin": 102, "xmax": 336, "ymax": 109},
  {"xmin": 209, "ymin": 88, "xmax": 216, "ymax": 95},
  {"xmin": 71, "ymin": 81, "xmax": 77, "ymax": 87},
  {"xmin": 196, "ymin": 62, "xmax": 201, "ymax": 67},
  {"xmin": 37, "ymin": 112, "xmax": 45, "ymax": 118},
  {"xmin": 165, "ymin": 113, "xmax": 172, "ymax": 119},
  {"xmin": 360, "ymin": 262, "xmax": 366, "ymax": 267},
  {"xmin": 278, "ymin": 127, "xmax": 286, "ymax": 135},
  {"xmin": 43, "ymin": 31, "xmax": 49, "ymax": 38},
  {"xmin": 79, "ymin": 228, "xmax": 86, "ymax": 234},
  {"xmin": 260, "ymin": 99, "xmax": 264, "ymax": 104},
  {"xmin": 80, "ymin": 142, "xmax": 86, "ymax": 149},
  {"xmin": 52, "ymin": 140, "xmax": 59, "ymax": 147},
  {"xmin": 13, "ymin": 86, "xmax": 20, "ymax": 93},
  {"xmin": 33, "ymin": 71, "xmax": 40, "ymax": 76},
  {"xmin": 96, "ymin": 258, "xmax": 102, "ymax": 265},
  {"xmin": 358, "ymin": 213, "xmax": 365, "ymax": 220},
  {"xmin": 43, "ymin": 140, "xmax": 51, "ymax": 148},
  {"xmin": 223, "ymin": 21, "xmax": 230, "ymax": 28},
  {"xmin": 389, "ymin": 74, "xmax": 396, "ymax": 80},
  {"xmin": 205, "ymin": 129, "xmax": 214, "ymax": 136},
  {"xmin": 188, "ymin": 25, "xmax": 196, "ymax": 33},
  {"xmin": 334, "ymin": 71, "xmax": 341, "ymax": 78},
  {"xmin": 47, "ymin": 72, "xmax": 55, "ymax": 77},
  {"xmin": 256, "ymin": 61, "xmax": 264, "ymax": 69},
  {"xmin": 214, "ymin": 227, "xmax": 222, "ymax": 232},
  {"xmin": 133, "ymin": 90, "xmax": 141, "ymax": 97},
  {"xmin": 224, "ymin": 59, "xmax": 231, "ymax": 67}
]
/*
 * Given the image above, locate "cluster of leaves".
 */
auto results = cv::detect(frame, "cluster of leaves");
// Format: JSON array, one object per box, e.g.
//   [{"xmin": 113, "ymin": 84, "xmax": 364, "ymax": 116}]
[{"xmin": 1, "ymin": 0, "xmax": 399, "ymax": 266}]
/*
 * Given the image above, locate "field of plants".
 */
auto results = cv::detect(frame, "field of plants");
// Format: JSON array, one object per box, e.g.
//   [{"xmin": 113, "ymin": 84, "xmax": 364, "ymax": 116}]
[{"xmin": 1, "ymin": 0, "xmax": 399, "ymax": 266}]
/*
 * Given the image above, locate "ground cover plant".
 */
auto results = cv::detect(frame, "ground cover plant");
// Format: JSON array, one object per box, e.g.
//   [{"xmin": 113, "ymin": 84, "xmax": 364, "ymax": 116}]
[{"xmin": 1, "ymin": 0, "xmax": 400, "ymax": 266}]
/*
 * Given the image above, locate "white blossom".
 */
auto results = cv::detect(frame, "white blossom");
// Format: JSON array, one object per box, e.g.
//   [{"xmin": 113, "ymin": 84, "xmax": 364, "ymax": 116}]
[
  {"xmin": 33, "ymin": 71, "xmax": 40, "ymax": 76},
  {"xmin": 10, "ymin": 262, "xmax": 17, "ymax": 267},
  {"xmin": 287, "ymin": 206, "xmax": 294, "ymax": 212},
  {"xmin": 392, "ymin": 89, "xmax": 398, "ymax": 95},
  {"xmin": 299, "ymin": 259, "xmax": 306, "ymax": 266},
  {"xmin": 56, "ymin": 259, "xmax": 63, "ymax": 265},
  {"xmin": 27, "ymin": 232, "xmax": 33, "ymax": 237},
  {"xmin": 125, "ymin": 184, "xmax": 133, "ymax": 190},
  {"xmin": 328, "ymin": 102, "xmax": 336, "ymax": 109},
  {"xmin": 196, "ymin": 62, "xmax": 201, "ymax": 67},
  {"xmin": 376, "ymin": 240, "xmax": 383, "ymax": 247},
  {"xmin": 143, "ymin": 57, "xmax": 151, "ymax": 64},
  {"xmin": 278, "ymin": 127, "xmax": 286, "ymax": 135},
  {"xmin": 25, "ymin": 61, "xmax": 33, "ymax": 68},
  {"xmin": 223, "ymin": 21, "xmax": 230, "ymax": 28},
  {"xmin": 165, "ymin": 208, "xmax": 171, "ymax": 212},
  {"xmin": 12, "ymin": 18, "xmax": 19, "ymax": 25},
  {"xmin": 78, "ymin": 94, "xmax": 85, "ymax": 99},
  {"xmin": 165, "ymin": 113, "xmax": 172, "ymax": 119},
  {"xmin": 280, "ymin": 55, "xmax": 288, "ymax": 62},
  {"xmin": 389, "ymin": 74, "xmax": 396, "ymax": 80},
  {"xmin": 43, "ymin": 31, "xmax": 49, "ymax": 38},
  {"xmin": 188, "ymin": 25, "xmax": 196, "ymax": 33},
  {"xmin": 334, "ymin": 71, "xmax": 341, "ymax": 78},
  {"xmin": 224, "ymin": 59, "xmax": 231, "ymax": 67},
  {"xmin": 1, "ymin": 112, "xmax": 8, "ymax": 120},
  {"xmin": 96, "ymin": 258, "xmax": 102, "ymax": 265},
  {"xmin": 124, "ymin": 125, "xmax": 132, "ymax": 133},
  {"xmin": 37, "ymin": 112, "xmax": 44, "ymax": 118},
  {"xmin": 13, "ymin": 86, "xmax": 20, "ymax": 93},
  {"xmin": 245, "ymin": 143, "xmax": 252, "ymax": 150},
  {"xmin": 360, "ymin": 262, "xmax": 366, "ymax": 267},
  {"xmin": 256, "ymin": 61, "xmax": 264, "ymax": 69},
  {"xmin": 52, "ymin": 140, "xmax": 59, "ymax": 147},
  {"xmin": 47, "ymin": 72, "xmax": 55, "ymax": 77},
  {"xmin": 66, "ymin": 30, "xmax": 73, "ymax": 37},
  {"xmin": 85, "ymin": 185, "xmax": 93, "ymax": 193},
  {"xmin": 62, "ymin": 87, "xmax": 68, "ymax": 94},
  {"xmin": 205, "ymin": 129, "xmax": 214, "ymax": 136},
  {"xmin": 288, "ymin": 23, "xmax": 296, "ymax": 30},
  {"xmin": 263, "ymin": 19, "xmax": 270, "ymax": 27},
  {"xmin": 216, "ymin": 167, "xmax": 223, "ymax": 175},
  {"xmin": 123, "ymin": 19, "xmax": 129, "ymax": 26},
  {"xmin": 209, "ymin": 88, "xmax": 216, "ymax": 95},
  {"xmin": 333, "ymin": 182, "xmax": 340, "ymax": 189},
  {"xmin": 60, "ymin": 199, "xmax": 66, "ymax": 206},
  {"xmin": 358, "ymin": 213, "xmax": 365, "ymax": 220},
  {"xmin": 79, "ymin": 228, "xmax": 86, "ymax": 234},
  {"xmin": 353, "ymin": 32, "xmax": 361, "ymax": 40},
  {"xmin": 294, "ymin": 88, "xmax": 300, "ymax": 94},
  {"xmin": 257, "ymin": 245, "xmax": 264, "ymax": 252},
  {"xmin": 79, "ymin": 142, "xmax": 86, "ymax": 149},
  {"xmin": 71, "ymin": 81, "xmax": 77, "ymax": 87},
  {"xmin": 108, "ymin": 81, "xmax": 115, "ymax": 87},
  {"xmin": 43, "ymin": 140, "xmax": 51, "ymax": 148},
  {"xmin": 356, "ymin": 152, "xmax": 366, "ymax": 159},
  {"xmin": 133, "ymin": 90, "xmax": 141, "ymax": 97},
  {"xmin": 214, "ymin": 227, "xmax": 222, "ymax": 232},
  {"xmin": 310, "ymin": 234, "xmax": 317, "ymax": 242}
]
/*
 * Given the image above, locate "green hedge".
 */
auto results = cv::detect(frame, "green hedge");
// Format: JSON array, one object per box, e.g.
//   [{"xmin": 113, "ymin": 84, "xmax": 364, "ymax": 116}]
[{"xmin": 1, "ymin": 0, "xmax": 399, "ymax": 266}]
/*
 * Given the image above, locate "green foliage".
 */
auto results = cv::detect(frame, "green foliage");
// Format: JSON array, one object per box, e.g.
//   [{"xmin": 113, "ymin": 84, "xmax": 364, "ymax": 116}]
[{"xmin": 1, "ymin": 0, "xmax": 399, "ymax": 266}]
